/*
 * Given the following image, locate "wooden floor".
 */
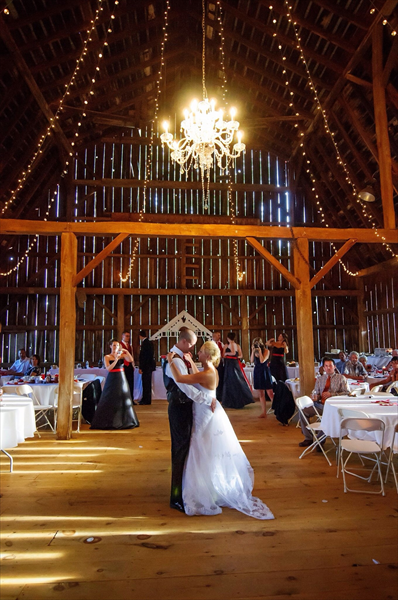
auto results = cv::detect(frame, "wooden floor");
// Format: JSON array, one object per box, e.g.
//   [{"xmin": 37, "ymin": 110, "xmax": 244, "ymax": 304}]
[{"xmin": 1, "ymin": 400, "xmax": 397, "ymax": 600}]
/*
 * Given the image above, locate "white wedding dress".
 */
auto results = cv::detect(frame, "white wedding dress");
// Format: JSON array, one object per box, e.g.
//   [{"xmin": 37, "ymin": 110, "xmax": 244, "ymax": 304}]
[{"xmin": 182, "ymin": 384, "xmax": 274, "ymax": 520}]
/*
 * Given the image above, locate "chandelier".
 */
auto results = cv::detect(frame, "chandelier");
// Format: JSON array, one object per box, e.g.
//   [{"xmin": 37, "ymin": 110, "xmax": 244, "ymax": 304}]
[{"xmin": 160, "ymin": 0, "xmax": 245, "ymax": 210}]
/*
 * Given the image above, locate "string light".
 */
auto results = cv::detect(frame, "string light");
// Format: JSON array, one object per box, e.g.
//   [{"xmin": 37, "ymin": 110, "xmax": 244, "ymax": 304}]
[
  {"xmin": 216, "ymin": 1, "xmax": 228, "ymax": 108},
  {"xmin": 120, "ymin": 1, "xmax": 171, "ymax": 283},
  {"xmin": 1, "ymin": 0, "xmax": 116, "ymax": 216},
  {"xmin": 1, "ymin": 0, "xmax": 118, "ymax": 276},
  {"xmin": 272, "ymin": 2, "xmax": 398, "ymax": 274},
  {"xmin": 369, "ymin": 5, "xmax": 397, "ymax": 36}
]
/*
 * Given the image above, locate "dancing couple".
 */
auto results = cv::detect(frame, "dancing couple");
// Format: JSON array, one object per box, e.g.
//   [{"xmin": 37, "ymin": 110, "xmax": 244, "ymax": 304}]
[{"xmin": 164, "ymin": 328, "xmax": 274, "ymax": 520}]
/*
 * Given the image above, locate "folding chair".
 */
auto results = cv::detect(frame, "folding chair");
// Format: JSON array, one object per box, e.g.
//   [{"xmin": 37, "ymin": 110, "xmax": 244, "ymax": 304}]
[
  {"xmin": 385, "ymin": 423, "xmax": 398, "ymax": 493},
  {"xmin": 54, "ymin": 383, "xmax": 83, "ymax": 432},
  {"xmin": 296, "ymin": 395, "xmax": 336, "ymax": 466},
  {"xmin": 386, "ymin": 381, "xmax": 398, "ymax": 394},
  {"xmin": 370, "ymin": 384, "xmax": 384, "ymax": 393},
  {"xmin": 337, "ymin": 407, "xmax": 370, "ymax": 477},
  {"xmin": 16, "ymin": 384, "xmax": 54, "ymax": 435},
  {"xmin": 338, "ymin": 416, "xmax": 385, "ymax": 496}
]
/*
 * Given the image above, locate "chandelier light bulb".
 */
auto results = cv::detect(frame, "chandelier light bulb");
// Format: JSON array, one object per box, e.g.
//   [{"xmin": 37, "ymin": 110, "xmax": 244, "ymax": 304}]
[
  {"xmin": 230, "ymin": 107, "xmax": 236, "ymax": 118},
  {"xmin": 162, "ymin": 120, "xmax": 169, "ymax": 133}
]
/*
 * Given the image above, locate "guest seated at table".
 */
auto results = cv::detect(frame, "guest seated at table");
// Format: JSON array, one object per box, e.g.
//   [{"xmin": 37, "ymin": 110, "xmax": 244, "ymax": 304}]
[
  {"xmin": 26, "ymin": 354, "xmax": 41, "ymax": 377},
  {"xmin": 299, "ymin": 357, "xmax": 349, "ymax": 447},
  {"xmin": 370, "ymin": 356, "xmax": 398, "ymax": 392},
  {"xmin": 359, "ymin": 355, "xmax": 372, "ymax": 373},
  {"xmin": 386, "ymin": 350, "xmax": 398, "ymax": 371},
  {"xmin": 343, "ymin": 351, "xmax": 368, "ymax": 381},
  {"xmin": 334, "ymin": 352, "xmax": 347, "ymax": 374},
  {"xmin": 1, "ymin": 349, "xmax": 30, "ymax": 377}
]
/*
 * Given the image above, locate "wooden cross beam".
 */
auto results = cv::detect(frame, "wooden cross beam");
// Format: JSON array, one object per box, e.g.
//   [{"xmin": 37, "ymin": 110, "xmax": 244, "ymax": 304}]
[
  {"xmin": 309, "ymin": 239, "xmax": 357, "ymax": 289},
  {"xmin": 73, "ymin": 233, "xmax": 129, "ymax": 286},
  {"xmin": 246, "ymin": 237, "xmax": 301, "ymax": 289}
]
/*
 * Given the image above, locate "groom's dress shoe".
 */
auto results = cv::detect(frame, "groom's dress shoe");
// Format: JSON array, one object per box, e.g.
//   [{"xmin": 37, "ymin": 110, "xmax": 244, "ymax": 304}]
[{"xmin": 170, "ymin": 501, "xmax": 185, "ymax": 513}]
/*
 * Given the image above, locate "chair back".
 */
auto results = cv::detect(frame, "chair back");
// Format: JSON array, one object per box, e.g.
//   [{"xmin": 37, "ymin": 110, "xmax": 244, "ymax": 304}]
[
  {"xmin": 296, "ymin": 395, "xmax": 314, "ymax": 410},
  {"xmin": 338, "ymin": 407, "xmax": 369, "ymax": 420},
  {"xmin": 386, "ymin": 381, "xmax": 398, "ymax": 393},
  {"xmin": 340, "ymin": 417, "xmax": 385, "ymax": 434},
  {"xmin": 371, "ymin": 384, "xmax": 384, "ymax": 393},
  {"xmin": 16, "ymin": 384, "xmax": 33, "ymax": 396}
]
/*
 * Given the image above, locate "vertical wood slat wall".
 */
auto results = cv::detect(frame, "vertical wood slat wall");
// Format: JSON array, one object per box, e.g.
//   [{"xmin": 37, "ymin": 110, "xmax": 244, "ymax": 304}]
[{"xmin": 1, "ymin": 134, "xmax": 396, "ymax": 363}]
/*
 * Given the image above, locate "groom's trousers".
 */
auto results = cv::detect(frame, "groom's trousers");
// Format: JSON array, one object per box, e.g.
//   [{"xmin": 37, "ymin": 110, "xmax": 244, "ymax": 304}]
[{"xmin": 168, "ymin": 398, "xmax": 193, "ymax": 506}]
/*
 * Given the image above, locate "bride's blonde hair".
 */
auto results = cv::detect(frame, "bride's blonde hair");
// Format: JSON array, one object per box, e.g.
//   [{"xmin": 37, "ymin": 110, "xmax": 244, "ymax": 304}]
[{"xmin": 201, "ymin": 341, "xmax": 221, "ymax": 367}]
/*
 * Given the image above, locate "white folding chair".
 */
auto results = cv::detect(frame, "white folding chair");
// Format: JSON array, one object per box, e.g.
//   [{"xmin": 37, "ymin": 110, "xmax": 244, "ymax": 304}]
[
  {"xmin": 295, "ymin": 395, "xmax": 336, "ymax": 466},
  {"xmin": 54, "ymin": 383, "xmax": 83, "ymax": 432},
  {"xmin": 386, "ymin": 381, "xmax": 398, "ymax": 394},
  {"xmin": 16, "ymin": 384, "xmax": 54, "ymax": 435},
  {"xmin": 370, "ymin": 384, "xmax": 384, "ymax": 393},
  {"xmin": 337, "ymin": 407, "xmax": 370, "ymax": 476},
  {"xmin": 385, "ymin": 423, "xmax": 398, "ymax": 493},
  {"xmin": 338, "ymin": 417, "xmax": 385, "ymax": 496}
]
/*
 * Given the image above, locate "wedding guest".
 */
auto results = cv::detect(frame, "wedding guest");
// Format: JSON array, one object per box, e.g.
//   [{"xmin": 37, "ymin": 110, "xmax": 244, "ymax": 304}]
[
  {"xmin": 299, "ymin": 358, "xmax": 349, "ymax": 447},
  {"xmin": 334, "ymin": 351, "xmax": 347, "ymax": 374},
  {"xmin": 266, "ymin": 333, "xmax": 288, "ymax": 382},
  {"xmin": 120, "ymin": 331, "xmax": 136, "ymax": 404},
  {"xmin": 213, "ymin": 331, "xmax": 224, "ymax": 402},
  {"xmin": 26, "ymin": 354, "xmax": 41, "ymax": 376},
  {"xmin": 138, "ymin": 330, "xmax": 156, "ymax": 405},
  {"xmin": 371, "ymin": 356, "xmax": 398, "ymax": 391},
  {"xmin": 359, "ymin": 355, "xmax": 372, "ymax": 373},
  {"xmin": 3, "ymin": 349, "xmax": 30, "ymax": 376},
  {"xmin": 344, "ymin": 351, "xmax": 368, "ymax": 381},
  {"xmin": 220, "ymin": 333, "xmax": 254, "ymax": 409},
  {"xmin": 212, "ymin": 331, "xmax": 224, "ymax": 353},
  {"xmin": 90, "ymin": 339, "xmax": 139, "ymax": 430},
  {"xmin": 250, "ymin": 337, "xmax": 273, "ymax": 418}
]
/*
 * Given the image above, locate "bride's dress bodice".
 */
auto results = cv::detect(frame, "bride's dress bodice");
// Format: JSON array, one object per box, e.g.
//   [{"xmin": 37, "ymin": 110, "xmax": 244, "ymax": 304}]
[{"xmin": 183, "ymin": 383, "xmax": 274, "ymax": 520}]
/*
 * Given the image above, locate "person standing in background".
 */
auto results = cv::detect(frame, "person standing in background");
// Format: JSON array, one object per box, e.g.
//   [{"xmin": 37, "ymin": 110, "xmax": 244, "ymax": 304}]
[
  {"xmin": 120, "ymin": 331, "xmax": 136, "ymax": 404},
  {"xmin": 138, "ymin": 330, "xmax": 156, "ymax": 405}
]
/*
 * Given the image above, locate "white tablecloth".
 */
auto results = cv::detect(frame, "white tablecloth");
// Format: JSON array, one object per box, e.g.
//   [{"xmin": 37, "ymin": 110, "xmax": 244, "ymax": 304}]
[
  {"xmin": 0, "ymin": 402, "xmax": 35, "ymax": 442},
  {"xmin": 365, "ymin": 356, "xmax": 393, "ymax": 369},
  {"xmin": 320, "ymin": 396, "xmax": 398, "ymax": 450},
  {"xmin": 4, "ymin": 383, "xmax": 58, "ymax": 407},
  {"xmin": 0, "ymin": 408, "xmax": 19, "ymax": 450}
]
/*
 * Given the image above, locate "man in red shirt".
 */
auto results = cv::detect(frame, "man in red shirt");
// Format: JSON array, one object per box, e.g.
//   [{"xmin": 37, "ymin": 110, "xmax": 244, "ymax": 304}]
[{"xmin": 212, "ymin": 331, "xmax": 224, "ymax": 353}]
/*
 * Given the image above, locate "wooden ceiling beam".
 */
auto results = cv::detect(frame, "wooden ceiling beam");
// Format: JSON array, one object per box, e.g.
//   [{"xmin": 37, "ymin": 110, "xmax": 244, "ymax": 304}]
[
  {"xmin": 356, "ymin": 257, "xmax": 398, "ymax": 277},
  {"xmin": 0, "ymin": 15, "xmax": 74, "ymax": 159},
  {"xmin": 246, "ymin": 237, "xmax": 300, "ymax": 289},
  {"xmin": 372, "ymin": 21, "xmax": 396, "ymax": 229},
  {"xmin": 218, "ymin": 0, "xmax": 345, "ymax": 75},
  {"xmin": 308, "ymin": 0, "xmax": 372, "ymax": 30},
  {"xmin": 309, "ymin": 239, "xmax": 357, "ymax": 288},
  {"xmin": 257, "ymin": 0, "xmax": 357, "ymax": 54},
  {"xmin": 1, "ymin": 219, "xmax": 397, "ymax": 245},
  {"xmin": 73, "ymin": 233, "xmax": 129, "ymax": 286}
]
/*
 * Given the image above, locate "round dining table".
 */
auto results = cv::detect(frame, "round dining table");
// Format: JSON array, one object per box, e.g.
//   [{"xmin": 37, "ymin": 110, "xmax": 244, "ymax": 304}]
[
  {"xmin": 0, "ymin": 400, "xmax": 36, "ymax": 442},
  {"xmin": 320, "ymin": 395, "xmax": 398, "ymax": 450}
]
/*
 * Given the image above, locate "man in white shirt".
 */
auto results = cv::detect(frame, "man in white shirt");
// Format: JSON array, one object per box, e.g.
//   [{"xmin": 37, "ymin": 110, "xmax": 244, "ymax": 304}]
[
  {"xmin": 4, "ymin": 349, "xmax": 30, "ymax": 376},
  {"xmin": 164, "ymin": 328, "xmax": 215, "ymax": 512}
]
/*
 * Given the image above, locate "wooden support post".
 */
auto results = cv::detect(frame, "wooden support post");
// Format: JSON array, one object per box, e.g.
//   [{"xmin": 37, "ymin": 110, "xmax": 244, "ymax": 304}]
[
  {"xmin": 117, "ymin": 295, "xmax": 125, "ymax": 341},
  {"xmin": 373, "ymin": 22, "xmax": 396, "ymax": 229},
  {"xmin": 356, "ymin": 278, "xmax": 368, "ymax": 353},
  {"xmin": 57, "ymin": 232, "xmax": 77, "ymax": 440},
  {"xmin": 240, "ymin": 296, "xmax": 249, "ymax": 362},
  {"xmin": 293, "ymin": 238, "xmax": 315, "ymax": 396}
]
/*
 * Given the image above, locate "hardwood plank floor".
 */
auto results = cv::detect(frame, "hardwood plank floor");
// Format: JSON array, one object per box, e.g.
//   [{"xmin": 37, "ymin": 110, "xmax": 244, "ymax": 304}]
[{"xmin": 1, "ymin": 400, "xmax": 397, "ymax": 600}]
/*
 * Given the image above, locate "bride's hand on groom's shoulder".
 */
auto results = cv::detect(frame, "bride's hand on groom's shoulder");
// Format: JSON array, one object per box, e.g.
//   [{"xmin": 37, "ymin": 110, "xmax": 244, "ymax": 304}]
[
  {"xmin": 210, "ymin": 398, "xmax": 217, "ymax": 413},
  {"xmin": 166, "ymin": 352, "xmax": 176, "ymax": 363}
]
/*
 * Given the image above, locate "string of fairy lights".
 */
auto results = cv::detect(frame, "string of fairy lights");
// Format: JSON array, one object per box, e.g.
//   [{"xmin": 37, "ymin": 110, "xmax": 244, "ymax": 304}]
[
  {"xmin": 216, "ymin": 1, "xmax": 245, "ymax": 283},
  {"xmin": 119, "ymin": 0, "xmax": 171, "ymax": 283},
  {"xmin": 0, "ymin": 0, "xmax": 119, "ymax": 276},
  {"xmin": 269, "ymin": 1, "xmax": 398, "ymax": 277}
]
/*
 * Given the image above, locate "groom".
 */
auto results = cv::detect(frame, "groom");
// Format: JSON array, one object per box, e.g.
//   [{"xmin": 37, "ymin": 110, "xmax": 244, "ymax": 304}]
[{"xmin": 163, "ymin": 328, "xmax": 215, "ymax": 513}]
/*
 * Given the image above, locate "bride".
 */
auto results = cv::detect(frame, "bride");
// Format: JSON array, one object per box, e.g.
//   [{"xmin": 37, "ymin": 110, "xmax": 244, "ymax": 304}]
[{"xmin": 167, "ymin": 341, "xmax": 274, "ymax": 520}]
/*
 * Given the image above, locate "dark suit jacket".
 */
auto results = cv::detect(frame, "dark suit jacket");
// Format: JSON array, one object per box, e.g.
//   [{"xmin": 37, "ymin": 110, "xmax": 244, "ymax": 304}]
[{"xmin": 139, "ymin": 338, "xmax": 156, "ymax": 371}]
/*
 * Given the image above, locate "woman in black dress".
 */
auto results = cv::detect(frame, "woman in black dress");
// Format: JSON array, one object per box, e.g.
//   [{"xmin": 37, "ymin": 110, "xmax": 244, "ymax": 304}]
[
  {"xmin": 250, "ymin": 337, "xmax": 274, "ymax": 418},
  {"xmin": 90, "ymin": 339, "xmax": 139, "ymax": 430},
  {"xmin": 266, "ymin": 333, "xmax": 288, "ymax": 382},
  {"xmin": 220, "ymin": 332, "xmax": 254, "ymax": 409}
]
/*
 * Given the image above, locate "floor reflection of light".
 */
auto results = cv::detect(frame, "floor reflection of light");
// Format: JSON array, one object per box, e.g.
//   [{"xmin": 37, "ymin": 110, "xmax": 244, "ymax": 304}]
[
  {"xmin": 2, "ymin": 576, "xmax": 71, "ymax": 585},
  {"xmin": 13, "ymin": 462, "xmax": 101, "ymax": 466},
  {"xmin": 7, "ymin": 454, "xmax": 101, "ymax": 458},
  {"xmin": 10, "ymin": 470, "xmax": 102, "ymax": 474},
  {"xmin": 238, "ymin": 439, "xmax": 254, "ymax": 443},
  {"xmin": 11, "ymin": 447, "xmax": 123, "ymax": 451},
  {"xmin": 1, "ymin": 516, "xmax": 147, "ymax": 521},
  {"xmin": 1, "ymin": 552, "xmax": 64, "ymax": 560}
]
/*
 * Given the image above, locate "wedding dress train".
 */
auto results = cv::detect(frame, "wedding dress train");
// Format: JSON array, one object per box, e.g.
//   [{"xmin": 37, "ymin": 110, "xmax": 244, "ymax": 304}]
[{"xmin": 182, "ymin": 385, "xmax": 274, "ymax": 520}]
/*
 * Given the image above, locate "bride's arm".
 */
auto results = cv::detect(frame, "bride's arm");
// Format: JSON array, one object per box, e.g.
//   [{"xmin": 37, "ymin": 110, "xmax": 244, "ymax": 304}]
[
  {"xmin": 165, "ymin": 356, "xmax": 215, "ymax": 405},
  {"xmin": 185, "ymin": 353, "xmax": 199, "ymax": 373},
  {"xmin": 169, "ymin": 360, "xmax": 213, "ymax": 386}
]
